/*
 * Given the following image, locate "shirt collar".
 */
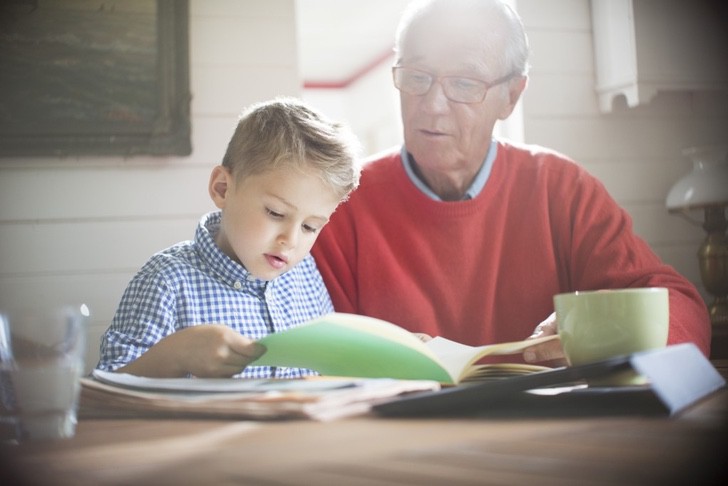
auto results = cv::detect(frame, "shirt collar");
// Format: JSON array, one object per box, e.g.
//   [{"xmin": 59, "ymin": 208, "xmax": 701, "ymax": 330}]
[
  {"xmin": 400, "ymin": 139, "xmax": 498, "ymax": 201},
  {"xmin": 195, "ymin": 211, "xmax": 269, "ymax": 296}
]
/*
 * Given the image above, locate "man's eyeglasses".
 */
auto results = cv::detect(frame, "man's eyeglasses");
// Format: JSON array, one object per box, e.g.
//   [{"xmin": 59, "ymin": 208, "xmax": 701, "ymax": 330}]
[{"xmin": 392, "ymin": 66, "xmax": 518, "ymax": 104}]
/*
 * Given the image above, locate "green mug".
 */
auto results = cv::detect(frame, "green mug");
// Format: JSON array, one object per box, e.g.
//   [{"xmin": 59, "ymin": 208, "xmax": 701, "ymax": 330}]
[{"xmin": 554, "ymin": 287, "xmax": 669, "ymax": 385}]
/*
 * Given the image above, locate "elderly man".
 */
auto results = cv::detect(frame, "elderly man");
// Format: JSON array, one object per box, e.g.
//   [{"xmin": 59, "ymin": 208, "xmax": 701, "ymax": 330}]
[{"xmin": 311, "ymin": 0, "xmax": 710, "ymax": 363}]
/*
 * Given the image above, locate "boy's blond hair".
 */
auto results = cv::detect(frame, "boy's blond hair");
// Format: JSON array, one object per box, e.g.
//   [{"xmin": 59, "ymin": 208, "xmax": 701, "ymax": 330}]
[{"xmin": 222, "ymin": 97, "xmax": 361, "ymax": 200}]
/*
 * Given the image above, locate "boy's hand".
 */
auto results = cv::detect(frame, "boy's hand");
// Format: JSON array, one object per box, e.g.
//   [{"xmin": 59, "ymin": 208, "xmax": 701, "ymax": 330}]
[
  {"xmin": 169, "ymin": 325, "xmax": 267, "ymax": 377},
  {"xmin": 117, "ymin": 325, "xmax": 266, "ymax": 378}
]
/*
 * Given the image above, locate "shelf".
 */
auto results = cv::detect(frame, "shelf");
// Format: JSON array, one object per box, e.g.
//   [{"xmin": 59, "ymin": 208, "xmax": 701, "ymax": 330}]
[{"xmin": 591, "ymin": 0, "xmax": 728, "ymax": 112}]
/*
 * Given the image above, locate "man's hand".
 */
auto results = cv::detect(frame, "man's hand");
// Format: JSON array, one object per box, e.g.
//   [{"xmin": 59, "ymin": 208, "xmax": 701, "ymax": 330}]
[
  {"xmin": 413, "ymin": 332, "xmax": 433, "ymax": 343},
  {"xmin": 523, "ymin": 312, "xmax": 568, "ymax": 366},
  {"xmin": 117, "ymin": 325, "xmax": 266, "ymax": 378}
]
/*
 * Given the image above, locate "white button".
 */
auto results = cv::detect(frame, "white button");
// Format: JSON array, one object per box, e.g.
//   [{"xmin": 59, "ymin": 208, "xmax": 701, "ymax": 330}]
[{"xmin": 233, "ymin": 281, "xmax": 242, "ymax": 290}]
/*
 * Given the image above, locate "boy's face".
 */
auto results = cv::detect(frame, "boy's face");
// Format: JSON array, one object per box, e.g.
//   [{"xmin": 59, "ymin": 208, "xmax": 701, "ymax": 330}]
[{"xmin": 209, "ymin": 165, "xmax": 341, "ymax": 281}]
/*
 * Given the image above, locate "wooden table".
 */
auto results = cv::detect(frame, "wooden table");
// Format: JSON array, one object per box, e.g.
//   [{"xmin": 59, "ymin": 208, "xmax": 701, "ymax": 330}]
[{"xmin": 3, "ymin": 370, "xmax": 727, "ymax": 485}]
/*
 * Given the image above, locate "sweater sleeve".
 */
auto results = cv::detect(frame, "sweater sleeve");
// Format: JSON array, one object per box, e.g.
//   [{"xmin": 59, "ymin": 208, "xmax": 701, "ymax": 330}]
[
  {"xmin": 311, "ymin": 201, "xmax": 359, "ymax": 314},
  {"xmin": 559, "ymin": 166, "xmax": 711, "ymax": 355}
]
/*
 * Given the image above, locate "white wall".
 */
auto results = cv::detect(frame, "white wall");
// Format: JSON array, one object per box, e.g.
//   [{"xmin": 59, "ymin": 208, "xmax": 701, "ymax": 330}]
[
  {"xmin": 0, "ymin": 0, "xmax": 301, "ymax": 372},
  {"xmin": 303, "ymin": 61, "xmax": 403, "ymax": 156}
]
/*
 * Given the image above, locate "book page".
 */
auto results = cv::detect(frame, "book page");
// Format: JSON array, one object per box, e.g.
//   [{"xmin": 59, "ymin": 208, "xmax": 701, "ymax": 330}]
[
  {"xmin": 426, "ymin": 334, "xmax": 560, "ymax": 383},
  {"xmin": 253, "ymin": 313, "xmax": 454, "ymax": 382}
]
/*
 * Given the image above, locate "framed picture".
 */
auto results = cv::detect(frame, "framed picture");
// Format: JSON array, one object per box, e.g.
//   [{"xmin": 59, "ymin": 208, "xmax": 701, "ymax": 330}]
[{"xmin": 0, "ymin": 0, "xmax": 191, "ymax": 157}]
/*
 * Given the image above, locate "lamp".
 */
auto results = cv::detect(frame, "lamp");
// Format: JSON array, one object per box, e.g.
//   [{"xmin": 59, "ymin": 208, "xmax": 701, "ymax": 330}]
[{"xmin": 666, "ymin": 145, "xmax": 728, "ymax": 358}]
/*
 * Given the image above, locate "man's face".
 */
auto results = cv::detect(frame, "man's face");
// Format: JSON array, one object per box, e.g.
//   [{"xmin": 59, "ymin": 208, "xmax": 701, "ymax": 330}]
[{"xmin": 397, "ymin": 11, "xmax": 518, "ymax": 175}]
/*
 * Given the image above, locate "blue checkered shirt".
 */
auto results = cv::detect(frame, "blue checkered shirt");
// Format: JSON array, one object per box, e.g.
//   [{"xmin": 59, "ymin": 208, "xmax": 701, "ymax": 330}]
[{"xmin": 97, "ymin": 211, "xmax": 333, "ymax": 378}]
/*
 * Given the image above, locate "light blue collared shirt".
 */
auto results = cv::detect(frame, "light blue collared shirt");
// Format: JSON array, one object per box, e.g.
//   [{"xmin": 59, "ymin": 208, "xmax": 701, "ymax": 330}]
[{"xmin": 401, "ymin": 139, "xmax": 498, "ymax": 201}]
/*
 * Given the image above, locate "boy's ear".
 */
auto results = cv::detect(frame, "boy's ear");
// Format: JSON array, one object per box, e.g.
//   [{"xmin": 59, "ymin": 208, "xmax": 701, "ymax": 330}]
[{"xmin": 209, "ymin": 165, "xmax": 233, "ymax": 209}]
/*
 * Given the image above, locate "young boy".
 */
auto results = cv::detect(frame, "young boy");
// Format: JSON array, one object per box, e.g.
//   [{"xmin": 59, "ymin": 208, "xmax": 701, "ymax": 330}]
[{"xmin": 97, "ymin": 98, "xmax": 361, "ymax": 379}]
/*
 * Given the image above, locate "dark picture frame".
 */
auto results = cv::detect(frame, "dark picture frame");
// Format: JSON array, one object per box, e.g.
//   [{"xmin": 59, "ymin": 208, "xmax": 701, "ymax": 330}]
[{"xmin": 0, "ymin": 0, "xmax": 191, "ymax": 157}]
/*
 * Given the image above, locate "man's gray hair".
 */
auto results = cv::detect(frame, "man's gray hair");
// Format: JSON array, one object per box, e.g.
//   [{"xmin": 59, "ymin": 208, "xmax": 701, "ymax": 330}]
[{"xmin": 394, "ymin": 0, "xmax": 530, "ymax": 76}]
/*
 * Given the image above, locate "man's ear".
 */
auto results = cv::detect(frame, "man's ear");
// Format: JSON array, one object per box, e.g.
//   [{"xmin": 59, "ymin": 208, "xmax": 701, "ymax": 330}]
[
  {"xmin": 209, "ymin": 165, "xmax": 233, "ymax": 209},
  {"xmin": 497, "ymin": 75, "xmax": 528, "ymax": 120}
]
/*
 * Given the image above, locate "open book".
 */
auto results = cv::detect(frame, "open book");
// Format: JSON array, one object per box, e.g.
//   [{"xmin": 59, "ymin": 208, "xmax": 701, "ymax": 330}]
[{"xmin": 252, "ymin": 313, "xmax": 557, "ymax": 384}]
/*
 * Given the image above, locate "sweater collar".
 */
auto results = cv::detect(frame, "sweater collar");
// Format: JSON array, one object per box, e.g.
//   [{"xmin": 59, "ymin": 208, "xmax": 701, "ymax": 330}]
[{"xmin": 400, "ymin": 139, "xmax": 498, "ymax": 201}]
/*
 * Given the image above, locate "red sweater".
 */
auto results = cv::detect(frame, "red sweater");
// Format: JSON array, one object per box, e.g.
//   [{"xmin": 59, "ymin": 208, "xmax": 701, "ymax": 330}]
[{"xmin": 312, "ymin": 142, "xmax": 711, "ymax": 357}]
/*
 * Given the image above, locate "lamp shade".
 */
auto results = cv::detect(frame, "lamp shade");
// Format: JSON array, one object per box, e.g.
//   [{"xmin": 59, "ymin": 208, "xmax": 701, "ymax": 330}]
[{"xmin": 666, "ymin": 145, "xmax": 728, "ymax": 211}]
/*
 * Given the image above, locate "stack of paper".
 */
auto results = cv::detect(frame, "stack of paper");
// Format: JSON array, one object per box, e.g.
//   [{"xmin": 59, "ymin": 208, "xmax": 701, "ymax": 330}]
[{"xmin": 80, "ymin": 370, "xmax": 440, "ymax": 422}]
